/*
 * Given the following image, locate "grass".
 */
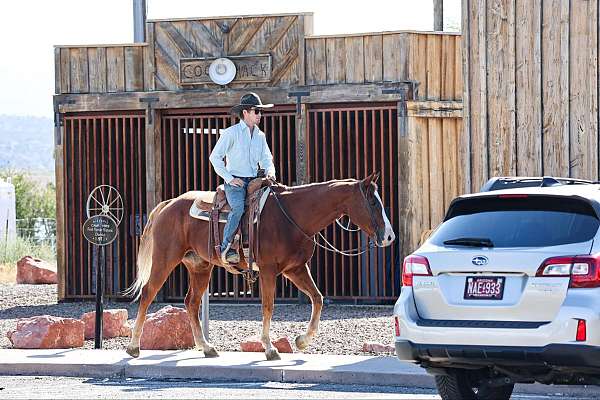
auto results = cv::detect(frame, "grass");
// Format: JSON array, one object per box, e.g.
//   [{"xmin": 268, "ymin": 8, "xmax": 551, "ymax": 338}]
[{"xmin": 0, "ymin": 237, "xmax": 56, "ymax": 284}]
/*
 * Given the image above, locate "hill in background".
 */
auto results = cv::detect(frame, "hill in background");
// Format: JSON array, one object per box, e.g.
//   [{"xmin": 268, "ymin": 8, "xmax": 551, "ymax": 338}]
[{"xmin": 0, "ymin": 115, "xmax": 54, "ymax": 180}]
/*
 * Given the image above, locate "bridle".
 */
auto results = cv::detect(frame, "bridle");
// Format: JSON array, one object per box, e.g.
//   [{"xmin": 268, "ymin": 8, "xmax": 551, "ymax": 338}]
[{"xmin": 269, "ymin": 181, "xmax": 383, "ymax": 257}]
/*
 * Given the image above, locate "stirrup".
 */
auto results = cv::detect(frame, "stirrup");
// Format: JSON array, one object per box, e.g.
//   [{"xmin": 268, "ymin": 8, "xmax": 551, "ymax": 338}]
[{"xmin": 221, "ymin": 247, "xmax": 239, "ymax": 265}]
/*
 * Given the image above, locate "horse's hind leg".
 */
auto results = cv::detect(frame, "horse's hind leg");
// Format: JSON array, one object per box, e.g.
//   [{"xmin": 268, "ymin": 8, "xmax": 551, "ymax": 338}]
[
  {"xmin": 259, "ymin": 269, "xmax": 281, "ymax": 361},
  {"xmin": 126, "ymin": 252, "xmax": 181, "ymax": 358},
  {"xmin": 182, "ymin": 255, "xmax": 218, "ymax": 358},
  {"xmin": 283, "ymin": 264, "xmax": 324, "ymax": 351}
]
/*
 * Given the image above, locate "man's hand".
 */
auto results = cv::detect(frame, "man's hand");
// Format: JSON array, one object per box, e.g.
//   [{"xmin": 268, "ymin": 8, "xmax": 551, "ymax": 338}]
[{"xmin": 230, "ymin": 178, "xmax": 245, "ymax": 187}]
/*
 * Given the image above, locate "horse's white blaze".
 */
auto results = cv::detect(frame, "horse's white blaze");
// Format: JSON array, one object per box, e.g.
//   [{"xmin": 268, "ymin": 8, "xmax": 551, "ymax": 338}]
[{"xmin": 374, "ymin": 191, "xmax": 395, "ymax": 246}]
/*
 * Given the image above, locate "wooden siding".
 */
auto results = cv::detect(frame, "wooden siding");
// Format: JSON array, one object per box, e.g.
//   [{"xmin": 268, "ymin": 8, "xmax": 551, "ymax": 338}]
[
  {"xmin": 152, "ymin": 15, "xmax": 308, "ymax": 90},
  {"xmin": 305, "ymin": 33, "xmax": 463, "ymax": 101},
  {"xmin": 56, "ymin": 16, "xmax": 462, "ymax": 100},
  {"xmin": 463, "ymin": 0, "xmax": 600, "ymax": 192},
  {"xmin": 55, "ymin": 45, "xmax": 151, "ymax": 94},
  {"xmin": 399, "ymin": 110, "xmax": 465, "ymax": 254}
]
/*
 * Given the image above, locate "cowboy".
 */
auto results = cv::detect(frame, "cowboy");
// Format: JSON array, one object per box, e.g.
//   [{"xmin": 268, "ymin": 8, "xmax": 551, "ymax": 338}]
[{"xmin": 209, "ymin": 93, "xmax": 276, "ymax": 265}]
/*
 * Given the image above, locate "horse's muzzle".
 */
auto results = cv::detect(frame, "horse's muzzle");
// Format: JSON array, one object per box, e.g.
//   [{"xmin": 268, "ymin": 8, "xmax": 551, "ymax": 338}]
[{"xmin": 375, "ymin": 227, "xmax": 395, "ymax": 247}]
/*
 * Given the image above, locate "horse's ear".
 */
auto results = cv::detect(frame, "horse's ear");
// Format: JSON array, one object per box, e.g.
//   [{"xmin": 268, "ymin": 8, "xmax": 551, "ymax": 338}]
[
  {"xmin": 362, "ymin": 174, "xmax": 373, "ymax": 187},
  {"xmin": 362, "ymin": 172, "xmax": 379, "ymax": 189}
]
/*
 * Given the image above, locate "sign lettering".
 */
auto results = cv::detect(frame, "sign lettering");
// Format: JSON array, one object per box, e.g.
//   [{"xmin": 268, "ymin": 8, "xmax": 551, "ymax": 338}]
[{"xmin": 180, "ymin": 55, "xmax": 272, "ymax": 85}]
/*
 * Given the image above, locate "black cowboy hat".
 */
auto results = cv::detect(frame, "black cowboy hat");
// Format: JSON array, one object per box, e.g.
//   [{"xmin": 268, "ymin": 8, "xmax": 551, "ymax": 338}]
[{"xmin": 230, "ymin": 92, "xmax": 274, "ymax": 114}]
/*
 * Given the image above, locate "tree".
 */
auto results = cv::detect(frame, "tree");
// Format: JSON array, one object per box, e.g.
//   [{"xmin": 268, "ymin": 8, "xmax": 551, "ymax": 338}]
[{"xmin": 0, "ymin": 169, "xmax": 55, "ymax": 233}]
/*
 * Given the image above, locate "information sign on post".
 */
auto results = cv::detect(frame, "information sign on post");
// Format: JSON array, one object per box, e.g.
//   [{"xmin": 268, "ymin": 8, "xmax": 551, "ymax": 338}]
[{"xmin": 83, "ymin": 185, "xmax": 123, "ymax": 349}]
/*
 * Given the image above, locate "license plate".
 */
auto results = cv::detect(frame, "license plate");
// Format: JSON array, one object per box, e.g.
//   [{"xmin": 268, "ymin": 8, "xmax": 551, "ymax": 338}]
[{"xmin": 464, "ymin": 276, "xmax": 505, "ymax": 300}]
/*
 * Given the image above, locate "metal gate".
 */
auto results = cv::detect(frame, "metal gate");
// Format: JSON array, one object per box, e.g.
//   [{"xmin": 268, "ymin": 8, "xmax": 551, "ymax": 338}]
[
  {"xmin": 160, "ymin": 106, "xmax": 298, "ymax": 301},
  {"xmin": 62, "ymin": 113, "xmax": 147, "ymax": 299},
  {"xmin": 305, "ymin": 103, "xmax": 401, "ymax": 301}
]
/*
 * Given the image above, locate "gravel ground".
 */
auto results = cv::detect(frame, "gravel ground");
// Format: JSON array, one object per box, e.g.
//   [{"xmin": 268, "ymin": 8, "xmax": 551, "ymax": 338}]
[{"xmin": 0, "ymin": 283, "xmax": 396, "ymax": 355}]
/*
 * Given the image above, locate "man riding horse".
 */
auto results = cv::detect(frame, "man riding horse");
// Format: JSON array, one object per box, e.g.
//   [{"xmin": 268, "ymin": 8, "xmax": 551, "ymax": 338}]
[
  {"xmin": 209, "ymin": 93, "xmax": 276, "ymax": 265},
  {"xmin": 124, "ymin": 94, "xmax": 396, "ymax": 361}
]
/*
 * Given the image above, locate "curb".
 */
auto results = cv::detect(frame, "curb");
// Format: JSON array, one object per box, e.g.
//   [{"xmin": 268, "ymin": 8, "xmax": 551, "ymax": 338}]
[
  {"xmin": 1, "ymin": 349, "xmax": 599, "ymax": 397},
  {"xmin": 0, "ymin": 349, "xmax": 434, "ymax": 388}
]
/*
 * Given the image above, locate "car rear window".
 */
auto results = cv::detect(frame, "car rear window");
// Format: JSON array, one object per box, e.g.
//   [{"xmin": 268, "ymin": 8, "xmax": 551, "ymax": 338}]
[{"xmin": 429, "ymin": 196, "xmax": 600, "ymax": 248}]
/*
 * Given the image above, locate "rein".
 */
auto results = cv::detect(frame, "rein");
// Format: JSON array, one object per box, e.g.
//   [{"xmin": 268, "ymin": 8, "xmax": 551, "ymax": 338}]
[
  {"xmin": 269, "ymin": 182, "xmax": 378, "ymax": 257},
  {"xmin": 335, "ymin": 217, "xmax": 361, "ymax": 232}
]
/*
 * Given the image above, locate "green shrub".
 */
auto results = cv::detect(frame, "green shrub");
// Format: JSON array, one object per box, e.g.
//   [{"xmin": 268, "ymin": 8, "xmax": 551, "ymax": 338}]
[
  {"xmin": 0, "ymin": 169, "xmax": 55, "ymax": 221},
  {"xmin": 0, "ymin": 236, "xmax": 56, "ymax": 265}
]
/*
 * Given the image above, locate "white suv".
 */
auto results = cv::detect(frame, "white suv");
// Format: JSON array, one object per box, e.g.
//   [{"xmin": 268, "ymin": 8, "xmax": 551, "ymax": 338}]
[{"xmin": 394, "ymin": 177, "xmax": 600, "ymax": 400}]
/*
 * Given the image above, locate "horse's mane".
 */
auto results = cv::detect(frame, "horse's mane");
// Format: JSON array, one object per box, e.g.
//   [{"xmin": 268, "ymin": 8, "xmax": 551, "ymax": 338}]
[
  {"xmin": 272, "ymin": 179, "xmax": 357, "ymax": 192},
  {"xmin": 272, "ymin": 178, "xmax": 376, "ymax": 195}
]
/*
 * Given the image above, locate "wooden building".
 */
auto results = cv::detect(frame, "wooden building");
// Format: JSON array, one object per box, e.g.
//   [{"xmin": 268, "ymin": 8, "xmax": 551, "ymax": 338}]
[
  {"xmin": 54, "ymin": 13, "xmax": 464, "ymax": 302},
  {"xmin": 462, "ymin": 0, "xmax": 600, "ymax": 191}
]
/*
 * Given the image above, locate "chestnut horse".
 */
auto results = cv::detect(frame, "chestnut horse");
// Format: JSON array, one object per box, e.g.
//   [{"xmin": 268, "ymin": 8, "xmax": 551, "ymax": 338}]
[{"xmin": 125, "ymin": 172, "xmax": 395, "ymax": 360}]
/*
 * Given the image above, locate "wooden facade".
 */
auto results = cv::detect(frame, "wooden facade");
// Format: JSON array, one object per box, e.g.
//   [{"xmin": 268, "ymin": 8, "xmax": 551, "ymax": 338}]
[
  {"xmin": 462, "ymin": 0, "xmax": 600, "ymax": 192},
  {"xmin": 54, "ymin": 13, "xmax": 464, "ymax": 302}
]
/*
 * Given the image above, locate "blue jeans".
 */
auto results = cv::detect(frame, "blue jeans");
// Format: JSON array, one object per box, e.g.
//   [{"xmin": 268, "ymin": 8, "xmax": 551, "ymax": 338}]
[{"xmin": 221, "ymin": 177, "xmax": 253, "ymax": 252}]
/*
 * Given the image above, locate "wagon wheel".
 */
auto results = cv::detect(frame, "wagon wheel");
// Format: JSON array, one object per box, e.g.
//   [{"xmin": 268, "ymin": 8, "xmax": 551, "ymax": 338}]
[{"xmin": 86, "ymin": 185, "xmax": 124, "ymax": 226}]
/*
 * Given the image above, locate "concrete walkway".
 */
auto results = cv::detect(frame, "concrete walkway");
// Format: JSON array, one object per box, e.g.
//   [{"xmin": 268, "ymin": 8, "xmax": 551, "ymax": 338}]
[
  {"xmin": 0, "ymin": 349, "xmax": 429, "ymax": 387},
  {"xmin": 0, "ymin": 349, "xmax": 598, "ymax": 397}
]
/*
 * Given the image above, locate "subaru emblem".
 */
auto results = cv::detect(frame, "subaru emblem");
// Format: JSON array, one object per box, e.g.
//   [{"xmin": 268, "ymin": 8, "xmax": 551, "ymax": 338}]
[{"xmin": 472, "ymin": 256, "xmax": 488, "ymax": 266}]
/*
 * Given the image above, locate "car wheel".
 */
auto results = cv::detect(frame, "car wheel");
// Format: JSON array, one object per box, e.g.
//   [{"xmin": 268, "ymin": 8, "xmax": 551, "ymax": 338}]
[{"xmin": 434, "ymin": 369, "xmax": 514, "ymax": 400}]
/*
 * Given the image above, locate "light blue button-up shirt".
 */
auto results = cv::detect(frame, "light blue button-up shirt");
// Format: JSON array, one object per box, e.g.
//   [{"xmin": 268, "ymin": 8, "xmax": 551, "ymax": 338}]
[{"xmin": 209, "ymin": 120, "xmax": 276, "ymax": 184}]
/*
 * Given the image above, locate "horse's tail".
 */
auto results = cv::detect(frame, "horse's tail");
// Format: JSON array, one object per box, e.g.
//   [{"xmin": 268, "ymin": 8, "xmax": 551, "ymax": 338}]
[{"xmin": 122, "ymin": 199, "xmax": 171, "ymax": 302}]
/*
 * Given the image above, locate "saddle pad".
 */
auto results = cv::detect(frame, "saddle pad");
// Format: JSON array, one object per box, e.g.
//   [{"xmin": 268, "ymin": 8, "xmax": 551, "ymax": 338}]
[{"xmin": 189, "ymin": 187, "xmax": 271, "ymax": 222}]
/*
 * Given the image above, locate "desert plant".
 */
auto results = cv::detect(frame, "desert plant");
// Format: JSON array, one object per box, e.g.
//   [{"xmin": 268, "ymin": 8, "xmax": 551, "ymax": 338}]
[{"xmin": 0, "ymin": 236, "xmax": 56, "ymax": 265}]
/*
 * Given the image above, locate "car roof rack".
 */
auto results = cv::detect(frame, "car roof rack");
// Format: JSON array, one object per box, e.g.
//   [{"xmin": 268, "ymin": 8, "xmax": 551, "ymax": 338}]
[{"xmin": 480, "ymin": 176, "xmax": 598, "ymax": 192}]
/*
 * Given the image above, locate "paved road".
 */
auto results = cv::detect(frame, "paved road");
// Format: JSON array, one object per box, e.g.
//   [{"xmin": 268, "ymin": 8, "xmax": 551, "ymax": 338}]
[{"xmin": 0, "ymin": 376, "xmax": 597, "ymax": 399}]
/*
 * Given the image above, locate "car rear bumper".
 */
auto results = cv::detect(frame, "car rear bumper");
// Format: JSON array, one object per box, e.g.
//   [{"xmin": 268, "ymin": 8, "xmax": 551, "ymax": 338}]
[{"xmin": 395, "ymin": 340, "xmax": 600, "ymax": 369}]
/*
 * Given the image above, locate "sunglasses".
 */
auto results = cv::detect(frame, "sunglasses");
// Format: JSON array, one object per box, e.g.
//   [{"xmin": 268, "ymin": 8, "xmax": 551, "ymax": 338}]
[{"xmin": 250, "ymin": 108, "xmax": 262, "ymax": 114}]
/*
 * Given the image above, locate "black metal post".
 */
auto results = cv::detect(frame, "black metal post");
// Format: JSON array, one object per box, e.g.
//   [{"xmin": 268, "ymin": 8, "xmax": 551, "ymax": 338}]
[{"xmin": 94, "ymin": 245, "xmax": 105, "ymax": 349}]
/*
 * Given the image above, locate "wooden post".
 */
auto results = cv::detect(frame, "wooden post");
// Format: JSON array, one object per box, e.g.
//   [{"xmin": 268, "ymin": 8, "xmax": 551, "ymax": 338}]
[
  {"xmin": 144, "ymin": 104, "xmax": 164, "ymax": 302},
  {"xmin": 142, "ymin": 98, "xmax": 161, "ymax": 211},
  {"xmin": 397, "ymin": 97, "xmax": 412, "ymax": 262},
  {"xmin": 54, "ymin": 111, "xmax": 66, "ymax": 300},
  {"xmin": 434, "ymin": 0, "xmax": 444, "ymax": 31},
  {"xmin": 295, "ymin": 103, "xmax": 308, "ymax": 186}
]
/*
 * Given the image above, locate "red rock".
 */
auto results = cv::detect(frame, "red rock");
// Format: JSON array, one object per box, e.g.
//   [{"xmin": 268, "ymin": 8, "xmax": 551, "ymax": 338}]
[
  {"xmin": 16, "ymin": 256, "xmax": 57, "ymax": 284},
  {"xmin": 240, "ymin": 336, "xmax": 293, "ymax": 353},
  {"xmin": 81, "ymin": 309, "xmax": 131, "ymax": 339},
  {"xmin": 7, "ymin": 315, "xmax": 84, "ymax": 349},
  {"xmin": 362, "ymin": 341, "xmax": 395, "ymax": 354},
  {"xmin": 140, "ymin": 306, "xmax": 194, "ymax": 350}
]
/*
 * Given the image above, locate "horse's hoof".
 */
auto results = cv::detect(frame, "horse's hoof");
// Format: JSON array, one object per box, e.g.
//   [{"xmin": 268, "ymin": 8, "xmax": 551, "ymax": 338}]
[
  {"xmin": 295, "ymin": 334, "xmax": 310, "ymax": 351},
  {"xmin": 265, "ymin": 348, "xmax": 281, "ymax": 361},
  {"xmin": 126, "ymin": 346, "xmax": 140, "ymax": 358},
  {"xmin": 204, "ymin": 347, "xmax": 219, "ymax": 358}
]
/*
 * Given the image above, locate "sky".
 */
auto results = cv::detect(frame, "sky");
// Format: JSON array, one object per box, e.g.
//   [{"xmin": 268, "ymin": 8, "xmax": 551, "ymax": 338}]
[{"xmin": 0, "ymin": 0, "xmax": 461, "ymax": 118}]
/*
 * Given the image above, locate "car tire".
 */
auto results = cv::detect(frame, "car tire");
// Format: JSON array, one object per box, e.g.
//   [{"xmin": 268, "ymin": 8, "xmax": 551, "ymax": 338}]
[{"xmin": 434, "ymin": 369, "xmax": 514, "ymax": 400}]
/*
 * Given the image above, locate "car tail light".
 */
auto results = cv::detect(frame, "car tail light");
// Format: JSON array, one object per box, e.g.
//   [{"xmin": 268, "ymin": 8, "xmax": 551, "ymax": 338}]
[
  {"xmin": 402, "ymin": 255, "xmax": 432, "ymax": 286},
  {"xmin": 576, "ymin": 319, "xmax": 587, "ymax": 342},
  {"xmin": 394, "ymin": 316, "xmax": 401, "ymax": 336},
  {"xmin": 536, "ymin": 255, "xmax": 600, "ymax": 288}
]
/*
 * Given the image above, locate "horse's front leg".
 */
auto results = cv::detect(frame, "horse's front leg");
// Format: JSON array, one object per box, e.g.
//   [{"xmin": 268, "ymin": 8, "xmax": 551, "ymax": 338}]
[
  {"xmin": 259, "ymin": 270, "xmax": 280, "ymax": 361},
  {"xmin": 283, "ymin": 264, "xmax": 324, "ymax": 350}
]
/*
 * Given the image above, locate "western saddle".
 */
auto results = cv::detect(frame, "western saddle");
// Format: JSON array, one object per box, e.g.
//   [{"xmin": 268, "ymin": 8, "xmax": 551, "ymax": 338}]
[{"xmin": 193, "ymin": 177, "xmax": 272, "ymax": 281}]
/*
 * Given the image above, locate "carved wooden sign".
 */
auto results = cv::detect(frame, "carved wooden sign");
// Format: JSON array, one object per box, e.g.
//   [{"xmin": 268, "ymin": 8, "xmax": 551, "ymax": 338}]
[{"xmin": 180, "ymin": 54, "xmax": 272, "ymax": 85}]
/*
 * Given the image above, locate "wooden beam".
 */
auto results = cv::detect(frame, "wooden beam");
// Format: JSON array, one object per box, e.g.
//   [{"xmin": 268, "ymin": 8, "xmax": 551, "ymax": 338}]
[
  {"xmin": 55, "ymin": 83, "xmax": 417, "ymax": 113},
  {"xmin": 406, "ymin": 100, "xmax": 463, "ymax": 118}
]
